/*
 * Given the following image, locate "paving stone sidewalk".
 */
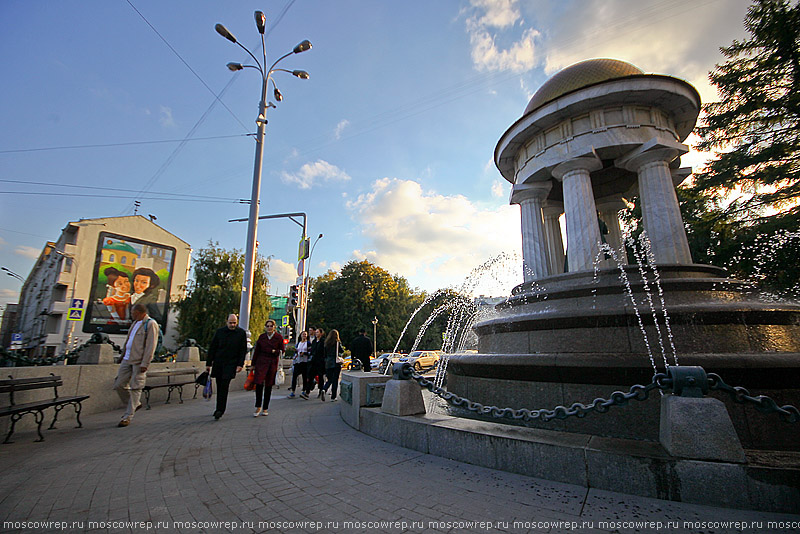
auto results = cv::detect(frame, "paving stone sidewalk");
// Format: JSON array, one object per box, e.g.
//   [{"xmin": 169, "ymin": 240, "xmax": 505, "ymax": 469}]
[{"xmin": 0, "ymin": 386, "xmax": 797, "ymax": 534}]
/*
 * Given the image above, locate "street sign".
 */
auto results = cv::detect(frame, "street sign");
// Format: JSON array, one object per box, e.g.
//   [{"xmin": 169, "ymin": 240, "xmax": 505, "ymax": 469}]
[
  {"xmin": 67, "ymin": 308, "xmax": 84, "ymax": 321},
  {"xmin": 11, "ymin": 333, "xmax": 22, "ymax": 349},
  {"xmin": 282, "ymin": 315, "xmax": 290, "ymax": 327},
  {"xmin": 70, "ymin": 298, "xmax": 84, "ymax": 309}
]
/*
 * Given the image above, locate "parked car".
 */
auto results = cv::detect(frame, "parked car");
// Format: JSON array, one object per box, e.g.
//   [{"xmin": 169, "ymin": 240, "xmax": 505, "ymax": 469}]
[
  {"xmin": 398, "ymin": 350, "xmax": 440, "ymax": 372},
  {"xmin": 374, "ymin": 353, "xmax": 405, "ymax": 373}
]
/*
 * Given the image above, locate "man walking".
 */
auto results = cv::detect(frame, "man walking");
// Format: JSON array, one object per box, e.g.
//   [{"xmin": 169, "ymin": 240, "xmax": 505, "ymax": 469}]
[
  {"xmin": 113, "ymin": 303, "xmax": 159, "ymax": 427},
  {"xmin": 206, "ymin": 314, "xmax": 247, "ymax": 419},
  {"xmin": 349, "ymin": 328, "xmax": 373, "ymax": 371}
]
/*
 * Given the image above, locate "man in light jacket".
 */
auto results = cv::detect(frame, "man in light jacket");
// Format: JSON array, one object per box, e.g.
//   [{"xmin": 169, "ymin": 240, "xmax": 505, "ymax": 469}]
[{"xmin": 113, "ymin": 303, "xmax": 159, "ymax": 427}]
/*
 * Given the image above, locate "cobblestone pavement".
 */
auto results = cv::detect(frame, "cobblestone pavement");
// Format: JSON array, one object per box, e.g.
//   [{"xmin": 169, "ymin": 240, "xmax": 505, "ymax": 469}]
[{"xmin": 1, "ymin": 386, "xmax": 798, "ymax": 534}]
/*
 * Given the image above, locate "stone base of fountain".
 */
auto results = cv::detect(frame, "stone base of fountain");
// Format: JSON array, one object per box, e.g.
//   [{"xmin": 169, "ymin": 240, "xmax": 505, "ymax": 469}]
[{"xmin": 457, "ymin": 264, "xmax": 800, "ymax": 451}]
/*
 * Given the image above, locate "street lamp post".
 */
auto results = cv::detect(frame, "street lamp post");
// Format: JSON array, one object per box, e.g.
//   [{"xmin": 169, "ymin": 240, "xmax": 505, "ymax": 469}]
[
  {"xmin": 302, "ymin": 233, "xmax": 323, "ymax": 335},
  {"xmin": 372, "ymin": 316, "xmax": 378, "ymax": 358},
  {"xmin": 2, "ymin": 267, "xmax": 24, "ymax": 282},
  {"xmin": 215, "ymin": 11, "xmax": 311, "ymax": 337},
  {"xmin": 53, "ymin": 250, "xmax": 78, "ymax": 352}
]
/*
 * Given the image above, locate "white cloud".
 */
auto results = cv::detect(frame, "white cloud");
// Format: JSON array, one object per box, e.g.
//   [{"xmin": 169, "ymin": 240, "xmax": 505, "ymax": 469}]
[
  {"xmin": 280, "ymin": 160, "xmax": 351, "ymax": 190},
  {"xmin": 334, "ymin": 120, "xmax": 350, "ymax": 140},
  {"xmin": 15, "ymin": 245, "xmax": 40, "ymax": 259},
  {"xmin": 347, "ymin": 178, "xmax": 521, "ymax": 292},
  {"xmin": 0, "ymin": 289, "xmax": 20, "ymax": 308},
  {"xmin": 159, "ymin": 106, "xmax": 176, "ymax": 128},
  {"xmin": 491, "ymin": 179, "xmax": 507, "ymax": 198},
  {"xmin": 465, "ymin": 0, "xmax": 538, "ymax": 73},
  {"xmin": 538, "ymin": 0, "xmax": 752, "ymax": 104},
  {"xmin": 471, "ymin": 0, "xmax": 520, "ymax": 28},
  {"xmin": 0, "ymin": 236, "xmax": 6, "ymax": 247},
  {"xmin": 268, "ymin": 259, "xmax": 299, "ymax": 288}
]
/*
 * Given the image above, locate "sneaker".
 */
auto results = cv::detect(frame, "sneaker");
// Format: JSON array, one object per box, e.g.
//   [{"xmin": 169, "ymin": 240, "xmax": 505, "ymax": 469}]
[
  {"xmin": 213, "ymin": 411, "xmax": 222, "ymax": 420},
  {"xmin": 287, "ymin": 392, "xmax": 295, "ymax": 399},
  {"xmin": 320, "ymin": 390, "xmax": 326, "ymax": 402},
  {"xmin": 331, "ymin": 397, "xmax": 338, "ymax": 402},
  {"xmin": 317, "ymin": 390, "xmax": 323, "ymax": 398},
  {"xmin": 300, "ymin": 392, "xmax": 309, "ymax": 400},
  {"xmin": 253, "ymin": 409, "xmax": 262, "ymax": 417},
  {"xmin": 117, "ymin": 418, "xmax": 130, "ymax": 427},
  {"xmin": 260, "ymin": 410, "xmax": 269, "ymax": 416}
]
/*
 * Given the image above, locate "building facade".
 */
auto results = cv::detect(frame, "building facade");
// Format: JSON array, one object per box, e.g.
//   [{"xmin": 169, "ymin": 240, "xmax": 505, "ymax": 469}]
[{"xmin": 13, "ymin": 216, "xmax": 191, "ymax": 357}]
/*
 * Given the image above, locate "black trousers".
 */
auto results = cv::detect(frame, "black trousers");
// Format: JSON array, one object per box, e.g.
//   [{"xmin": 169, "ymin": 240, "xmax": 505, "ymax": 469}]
[
  {"xmin": 291, "ymin": 362, "xmax": 309, "ymax": 392},
  {"xmin": 254, "ymin": 384, "xmax": 272, "ymax": 409},
  {"xmin": 322, "ymin": 365, "xmax": 342, "ymax": 399},
  {"xmin": 358, "ymin": 356, "xmax": 371, "ymax": 371},
  {"xmin": 215, "ymin": 377, "xmax": 232, "ymax": 414}
]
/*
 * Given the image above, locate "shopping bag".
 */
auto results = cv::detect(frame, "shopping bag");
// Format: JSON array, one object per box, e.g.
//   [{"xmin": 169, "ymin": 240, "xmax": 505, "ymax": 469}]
[
  {"xmin": 195, "ymin": 371, "xmax": 209, "ymax": 385},
  {"xmin": 203, "ymin": 376, "xmax": 213, "ymax": 400},
  {"xmin": 275, "ymin": 366, "xmax": 285, "ymax": 386},
  {"xmin": 244, "ymin": 370, "xmax": 256, "ymax": 391}
]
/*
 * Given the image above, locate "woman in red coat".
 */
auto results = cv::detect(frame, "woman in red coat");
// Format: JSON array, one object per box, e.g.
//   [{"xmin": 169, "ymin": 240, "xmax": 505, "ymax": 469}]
[{"xmin": 251, "ymin": 319, "xmax": 284, "ymax": 416}]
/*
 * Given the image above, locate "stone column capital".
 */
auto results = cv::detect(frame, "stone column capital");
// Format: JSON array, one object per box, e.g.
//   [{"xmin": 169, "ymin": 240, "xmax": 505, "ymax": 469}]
[
  {"xmin": 551, "ymin": 156, "xmax": 603, "ymax": 181},
  {"xmin": 542, "ymin": 200, "xmax": 564, "ymax": 217},
  {"xmin": 595, "ymin": 197, "xmax": 628, "ymax": 213},
  {"xmin": 510, "ymin": 181, "xmax": 552, "ymax": 205},
  {"xmin": 616, "ymin": 139, "xmax": 688, "ymax": 172}
]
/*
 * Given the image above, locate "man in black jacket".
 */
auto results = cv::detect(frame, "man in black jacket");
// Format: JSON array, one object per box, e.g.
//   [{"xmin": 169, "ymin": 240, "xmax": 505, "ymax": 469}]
[
  {"xmin": 206, "ymin": 314, "xmax": 247, "ymax": 419},
  {"xmin": 349, "ymin": 328, "xmax": 373, "ymax": 371}
]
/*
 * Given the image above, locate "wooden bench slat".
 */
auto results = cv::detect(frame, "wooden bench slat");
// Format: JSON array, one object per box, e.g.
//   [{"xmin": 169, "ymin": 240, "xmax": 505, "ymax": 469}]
[{"xmin": 0, "ymin": 396, "xmax": 90, "ymax": 417}]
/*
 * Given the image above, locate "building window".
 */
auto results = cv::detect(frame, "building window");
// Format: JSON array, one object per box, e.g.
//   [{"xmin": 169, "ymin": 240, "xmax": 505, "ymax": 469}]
[
  {"xmin": 121, "ymin": 256, "xmax": 127, "ymax": 265},
  {"xmin": 109, "ymin": 254, "xmax": 115, "ymax": 263}
]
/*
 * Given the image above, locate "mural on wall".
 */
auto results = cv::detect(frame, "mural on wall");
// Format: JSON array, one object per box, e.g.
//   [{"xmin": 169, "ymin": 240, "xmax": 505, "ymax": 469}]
[{"xmin": 83, "ymin": 232, "xmax": 176, "ymax": 335}]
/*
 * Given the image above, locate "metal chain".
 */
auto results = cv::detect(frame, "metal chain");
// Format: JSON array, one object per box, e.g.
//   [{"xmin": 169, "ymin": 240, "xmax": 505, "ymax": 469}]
[
  {"xmin": 708, "ymin": 373, "xmax": 800, "ymax": 423},
  {"xmin": 404, "ymin": 365, "xmax": 799, "ymax": 424},
  {"xmin": 408, "ymin": 366, "xmax": 672, "ymax": 422}
]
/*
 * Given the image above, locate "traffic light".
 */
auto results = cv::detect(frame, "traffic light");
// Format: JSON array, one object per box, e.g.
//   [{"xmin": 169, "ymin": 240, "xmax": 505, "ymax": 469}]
[{"xmin": 288, "ymin": 285, "xmax": 299, "ymax": 309}]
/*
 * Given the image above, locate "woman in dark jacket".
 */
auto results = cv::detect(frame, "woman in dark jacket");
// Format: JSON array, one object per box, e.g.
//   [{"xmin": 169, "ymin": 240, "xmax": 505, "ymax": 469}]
[
  {"xmin": 251, "ymin": 319, "xmax": 284, "ymax": 416},
  {"xmin": 320, "ymin": 329, "xmax": 343, "ymax": 402},
  {"xmin": 309, "ymin": 328, "xmax": 326, "ymax": 398}
]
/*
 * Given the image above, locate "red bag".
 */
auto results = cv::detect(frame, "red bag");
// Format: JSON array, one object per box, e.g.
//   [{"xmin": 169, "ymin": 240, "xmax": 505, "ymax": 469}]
[{"xmin": 243, "ymin": 370, "xmax": 256, "ymax": 391}]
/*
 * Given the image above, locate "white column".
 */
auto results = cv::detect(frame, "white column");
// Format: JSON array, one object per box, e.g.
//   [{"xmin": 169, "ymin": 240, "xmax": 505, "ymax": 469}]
[
  {"xmin": 510, "ymin": 182, "xmax": 552, "ymax": 281},
  {"xmin": 542, "ymin": 202, "xmax": 565, "ymax": 275},
  {"xmin": 596, "ymin": 199, "xmax": 627, "ymax": 265},
  {"xmin": 552, "ymin": 157, "xmax": 603, "ymax": 273},
  {"xmin": 618, "ymin": 145, "xmax": 692, "ymax": 265}
]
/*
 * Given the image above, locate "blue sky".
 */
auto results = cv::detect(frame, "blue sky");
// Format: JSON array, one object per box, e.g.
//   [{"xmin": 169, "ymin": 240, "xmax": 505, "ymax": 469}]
[{"xmin": 0, "ymin": 0, "xmax": 752, "ymax": 311}]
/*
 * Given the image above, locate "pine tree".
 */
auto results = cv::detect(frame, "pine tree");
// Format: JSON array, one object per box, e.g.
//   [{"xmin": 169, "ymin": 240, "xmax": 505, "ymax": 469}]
[{"xmin": 692, "ymin": 0, "xmax": 800, "ymax": 226}]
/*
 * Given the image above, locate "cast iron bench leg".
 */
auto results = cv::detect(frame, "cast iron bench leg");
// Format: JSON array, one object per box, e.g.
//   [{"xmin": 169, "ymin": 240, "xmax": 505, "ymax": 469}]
[
  {"xmin": 3, "ymin": 413, "xmax": 20, "ymax": 444},
  {"xmin": 49, "ymin": 404, "xmax": 65, "ymax": 429},
  {"xmin": 73, "ymin": 401, "xmax": 83, "ymax": 428},
  {"xmin": 33, "ymin": 410, "xmax": 45, "ymax": 442},
  {"xmin": 177, "ymin": 385, "xmax": 184, "ymax": 404}
]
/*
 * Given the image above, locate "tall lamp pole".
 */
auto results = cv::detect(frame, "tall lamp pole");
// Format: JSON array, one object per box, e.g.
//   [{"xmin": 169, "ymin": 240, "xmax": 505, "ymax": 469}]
[
  {"xmin": 215, "ymin": 12, "xmax": 311, "ymax": 336},
  {"xmin": 301, "ymin": 233, "xmax": 323, "ymax": 335}
]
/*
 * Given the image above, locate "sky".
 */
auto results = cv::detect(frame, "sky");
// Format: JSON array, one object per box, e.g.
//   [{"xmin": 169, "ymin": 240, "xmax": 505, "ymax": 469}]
[{"xmin": 0, "ymin": 0, "xmax": 753, "ymax": 312}]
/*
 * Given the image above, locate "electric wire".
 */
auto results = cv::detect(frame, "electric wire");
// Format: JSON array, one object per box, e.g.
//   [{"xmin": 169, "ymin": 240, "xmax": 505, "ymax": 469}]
[{"xmin": 0, "ymin": 134, "xmax": 250, "ymax": 155}]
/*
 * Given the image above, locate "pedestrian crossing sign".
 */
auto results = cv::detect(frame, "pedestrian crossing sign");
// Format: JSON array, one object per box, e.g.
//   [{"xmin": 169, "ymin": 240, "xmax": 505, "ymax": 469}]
[{"xmin": 67, "ymin": 308, "xmax": 84, "ymax": 321}]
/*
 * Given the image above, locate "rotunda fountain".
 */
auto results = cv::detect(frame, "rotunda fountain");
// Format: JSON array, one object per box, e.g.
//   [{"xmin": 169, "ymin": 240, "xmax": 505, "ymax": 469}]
[{"xmin": 446, "ymin": 59, "xmax": 800, "ymax": 451}]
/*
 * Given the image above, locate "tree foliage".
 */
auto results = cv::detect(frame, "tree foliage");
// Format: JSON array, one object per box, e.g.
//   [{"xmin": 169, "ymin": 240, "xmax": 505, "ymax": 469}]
[
  {"xmin": 172, "ymin": 241, "xmax": 271, "ymax": 347},
  {"xmin": 693, "ymin": 0, "xmax": 800, "ymax": 225},
  {"xmin": 306, "ymin": 260, "xmax": 450, "ymax": 353}
]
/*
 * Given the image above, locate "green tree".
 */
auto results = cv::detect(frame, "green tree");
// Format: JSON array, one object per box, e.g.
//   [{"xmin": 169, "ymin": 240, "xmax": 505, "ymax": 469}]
[
  {"xmin": 306, "ymin": 260, "xmax": 451, "ymax": 353},
  {"xmin": 172, "ymin": 241, "xmax": 271, "ymax": 347},
  {"xmin": 687, "ymin": 0, "xmax": 800, "ymax": 293}
]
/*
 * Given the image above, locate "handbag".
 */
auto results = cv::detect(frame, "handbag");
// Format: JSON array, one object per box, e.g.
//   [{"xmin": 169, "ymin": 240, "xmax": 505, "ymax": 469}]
[
  {"xmin": 335, "ymin": 341, "xmax": 344, "ymax": 365},
  {"xmin": 275, "ymin": 366, "xmax": 285, "ymax": 386},
  {"xmin": 195, "ymin": 371, "xmax": 209, "ymax": 385},
  {"xmin": 202, "ymin": 375, "xmax": 213, "ymax": 400},
  {"xmin": 243, "ymin": 370, "xmax": 256, "ymax": 391}
]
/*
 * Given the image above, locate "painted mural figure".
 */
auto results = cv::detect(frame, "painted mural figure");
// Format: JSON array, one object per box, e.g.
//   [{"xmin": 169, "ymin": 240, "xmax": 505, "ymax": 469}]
[
  {"xmin": 130, "ymin": 267, "xmax": 163, "ymax": 324},
  {"xmin": 101, "ymin": 267, "xmax": 132, "ymax": 321}
]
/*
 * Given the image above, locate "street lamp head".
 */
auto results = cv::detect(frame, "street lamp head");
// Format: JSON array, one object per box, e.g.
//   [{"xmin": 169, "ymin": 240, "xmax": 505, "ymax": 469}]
[
  {"xmin": 293, "ymin": 40, "xmax": 312, "ymax": 54},
  {"xmin": 215, "ymin": 23, "xmax": 238, "ymax": 44},
  {"xmin": 292, "ymin": 70, "xmax": 310, "ymax": 79},
  {"xmin": 274, "ymin": 87, "xmax": 283, "ymax": 102},
  {"xmin": 227, "ymin": 62, "xmax": 244, "ymax": 71},
  {"xmin": 254, "ymin": 11, "xmax": 266, "ymax": 34}
]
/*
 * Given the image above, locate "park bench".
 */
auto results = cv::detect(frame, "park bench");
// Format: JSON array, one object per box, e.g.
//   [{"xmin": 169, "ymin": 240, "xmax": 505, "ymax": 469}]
[
  {"xmin": 142, "ymin": 367, "xmax": 199, "ymax": 410},
  {"xmin": 0, "ymin": 374, "xmax": 90, "ymax": 443}
]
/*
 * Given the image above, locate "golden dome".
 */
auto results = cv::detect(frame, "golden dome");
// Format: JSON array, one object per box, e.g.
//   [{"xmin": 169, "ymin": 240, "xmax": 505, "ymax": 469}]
[{"xmin": 524, "ymin": 59, "xmax": 644, "ymax": 114}]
